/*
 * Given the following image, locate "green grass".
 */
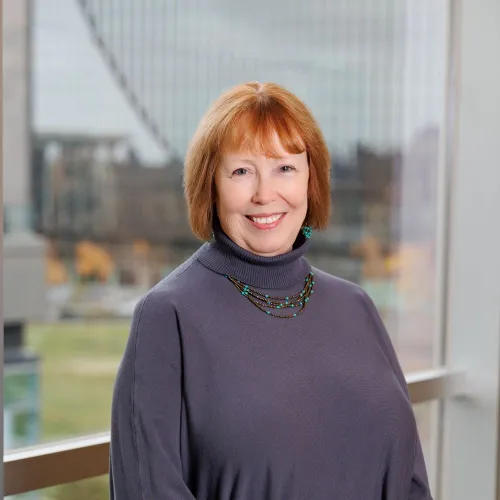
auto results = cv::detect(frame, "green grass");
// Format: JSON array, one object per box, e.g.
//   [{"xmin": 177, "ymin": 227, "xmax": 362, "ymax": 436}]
[
  {"xmin": 26, "ymin": 320, "xmax": 130, "ymax": 441},
  {"xmin": 25, "ymin": 320, "xmax": 130, "ymax": 500}
]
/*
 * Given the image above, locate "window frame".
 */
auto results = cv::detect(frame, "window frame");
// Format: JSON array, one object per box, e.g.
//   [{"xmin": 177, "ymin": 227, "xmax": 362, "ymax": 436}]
[
  {"xmin": 5, "ymin": 0, "xmax": 500, "ymax": 498},
  {"xmin": 437, "ymin": 0, "xmax": 500, "ymax": 498}
]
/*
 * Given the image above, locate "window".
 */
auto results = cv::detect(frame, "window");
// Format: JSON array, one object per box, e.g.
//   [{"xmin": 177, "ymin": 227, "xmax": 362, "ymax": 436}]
[{"xmin": 5, "ymin": 0, "xmax": 499, "ymax": 499}]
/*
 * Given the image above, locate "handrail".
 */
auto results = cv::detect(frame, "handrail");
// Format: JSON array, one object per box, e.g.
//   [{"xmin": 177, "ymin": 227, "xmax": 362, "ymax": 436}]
[
  {"xmin": 4, "ymin": 433, "xmax": 110, "ymax": 496},
  {"xmin": 406, "ymin": 368, "xmax": 466, "ymax": 404},
  {"xmin": 4, "ymin": 369, "xmax": 465, "ymax": 496}
]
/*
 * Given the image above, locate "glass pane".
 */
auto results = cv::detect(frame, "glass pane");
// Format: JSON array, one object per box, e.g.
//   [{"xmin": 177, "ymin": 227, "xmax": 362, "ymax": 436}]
[
  {"xmin": 31, "ymin": 476, "xmax": 108, "ymax": 500},
  {"xmin": 26, "ymin": 323, "xmax": 127, "ymax": 441},
  {"xmin": 414, "ymin": 401, "xmax": 440, "ymax": 495},
  {"xmin": 4, "ymin": 0, "xmax": 449, "ymax": 468}
]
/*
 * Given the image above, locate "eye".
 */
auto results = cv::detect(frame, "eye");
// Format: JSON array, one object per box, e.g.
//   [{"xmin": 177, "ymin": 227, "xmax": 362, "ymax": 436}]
[
  {"xmin": 280, "ymin": 164, "xmax": 296, "ymax": 173},
  {"xmin": 233, "ymin": 168, "xmax": 248, "ymax": 176}
]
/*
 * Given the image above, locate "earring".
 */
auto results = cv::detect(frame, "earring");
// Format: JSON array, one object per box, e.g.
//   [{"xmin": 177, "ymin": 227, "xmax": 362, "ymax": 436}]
[
  {"xmin": 302, "ymin": 225, "xmax": 312, "ymax": 239},
  {"xmin": 208, "ymin": 231, "xmax": 215, "ymax": 242}
]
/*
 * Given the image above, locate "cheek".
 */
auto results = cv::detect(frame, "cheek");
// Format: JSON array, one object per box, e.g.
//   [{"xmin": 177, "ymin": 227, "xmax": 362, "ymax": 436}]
[
  {"xmin": 284, "ymin": 180, "xmax": 309, "ymax": 209},
  {"xmin": 216, "ymin": 182, "xmax": 248, "ymax": 215}
]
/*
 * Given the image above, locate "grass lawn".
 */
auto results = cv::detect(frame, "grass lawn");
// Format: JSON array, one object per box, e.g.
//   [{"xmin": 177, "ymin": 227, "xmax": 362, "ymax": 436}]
[
  {"xmin": 26, "ymin": 320, "xmax": 130, "ymax": 441},
  {"xmin": 25, "ymin": 320, "xmax": 130, "ymax": 500}
]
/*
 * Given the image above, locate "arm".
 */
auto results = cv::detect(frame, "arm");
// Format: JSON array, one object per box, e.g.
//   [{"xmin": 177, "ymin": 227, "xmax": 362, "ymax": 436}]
[
  {"xmin": 109, "ymin": 291, "xmax": 196, "ymax": 499},
  {"xmin": 360, "ymin": 289, "xmax": 434, "ymax": 500}
]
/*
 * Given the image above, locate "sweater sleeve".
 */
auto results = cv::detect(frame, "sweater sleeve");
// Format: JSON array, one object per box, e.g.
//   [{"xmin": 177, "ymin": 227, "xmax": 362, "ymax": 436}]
[
  {"xmin": 109, "ymin": 291, "xmax": 196, "ymax": 499},
  {"xmin": 360, "ymin": 289, "xmax": 434, "ymax": 500}
]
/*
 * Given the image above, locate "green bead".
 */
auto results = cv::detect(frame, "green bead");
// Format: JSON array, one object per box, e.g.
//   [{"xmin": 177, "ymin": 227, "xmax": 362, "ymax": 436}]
[{"xmin": 228, "ymin": 270, "xmax": 314, "ymax": 319}]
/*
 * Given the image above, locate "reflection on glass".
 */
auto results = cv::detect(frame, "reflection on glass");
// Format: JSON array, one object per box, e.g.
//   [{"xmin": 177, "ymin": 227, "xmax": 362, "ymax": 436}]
[{"xmin": 4, "ymin": 0, "xmax": 449, "ymax": 497}]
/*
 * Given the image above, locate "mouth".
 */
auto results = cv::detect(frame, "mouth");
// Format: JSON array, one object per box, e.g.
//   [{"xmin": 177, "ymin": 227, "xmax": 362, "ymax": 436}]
[{"xmin": 245, "ymin": 213, "xmax": 286, "ymax": 230}]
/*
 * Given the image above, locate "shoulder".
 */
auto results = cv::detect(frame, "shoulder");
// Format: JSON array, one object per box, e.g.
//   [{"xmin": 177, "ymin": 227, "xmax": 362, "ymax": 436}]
[
  {"xmin": 311, "ymin": 266, "xmax": 384, "ymax": 330},
  {"xmin": 312, "ymin": 266, "xmax": 371, "ymax": 306},
  {"xmin": 313, "ymin": 267, "xmax": 405, "ymax": 376},
  {"xmin": 132, "ymin": 253, "xmax": 209, "ymax": 324},
  {"xmin": 123, "ymin": 254, "xmax": 210, "ymax": 363},
  {"xmin": 116, "ymin": 259, "xmax": 203, "ymax": 387}
]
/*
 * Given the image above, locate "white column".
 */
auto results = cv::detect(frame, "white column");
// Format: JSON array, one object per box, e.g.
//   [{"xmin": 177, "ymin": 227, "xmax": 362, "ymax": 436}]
[
  {"xmin": 440, "ymin": 0, "xmax": 500, "ymax": 498},
  {"xmin": 3, "ymin": 0, "xmax": 32, "ymax": 229}
]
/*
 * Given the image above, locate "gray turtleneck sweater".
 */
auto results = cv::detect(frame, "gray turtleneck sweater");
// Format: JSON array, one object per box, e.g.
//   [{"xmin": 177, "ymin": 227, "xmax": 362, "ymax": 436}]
[{"xmin": 109, "ymin": 224, "xmax": 433, "ymax": 500}]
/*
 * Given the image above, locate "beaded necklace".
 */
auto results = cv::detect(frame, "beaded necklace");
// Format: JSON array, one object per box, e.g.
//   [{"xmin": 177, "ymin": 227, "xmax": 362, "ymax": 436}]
[{"xmin": 225, "ymin": 271, "xmax": 315, "ymax": 318}]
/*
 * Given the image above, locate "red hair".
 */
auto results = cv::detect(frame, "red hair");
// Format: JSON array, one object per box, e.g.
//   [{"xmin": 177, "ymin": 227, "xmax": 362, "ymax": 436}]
[{"xmin": 184, "ymin": 82, "xmax": 331, "ymax": 240}]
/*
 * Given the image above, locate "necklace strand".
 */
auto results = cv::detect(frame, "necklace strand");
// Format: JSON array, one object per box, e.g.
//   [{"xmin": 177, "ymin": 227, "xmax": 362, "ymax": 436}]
[{"xmin": 225, "ymin": 271, "xmax": 315, "ymax": 318}]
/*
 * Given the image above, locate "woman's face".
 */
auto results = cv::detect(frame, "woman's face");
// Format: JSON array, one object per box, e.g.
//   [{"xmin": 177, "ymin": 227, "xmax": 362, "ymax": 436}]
[{"xmin": 215, "ymin": 138, "xmax": 309, "ymax": 257}]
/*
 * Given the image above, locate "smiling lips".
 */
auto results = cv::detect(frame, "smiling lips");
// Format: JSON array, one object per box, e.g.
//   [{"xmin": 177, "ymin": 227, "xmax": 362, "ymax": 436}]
[{"xmin": 246, "ymin": 213, "xmax": 286, "ymax": 230}]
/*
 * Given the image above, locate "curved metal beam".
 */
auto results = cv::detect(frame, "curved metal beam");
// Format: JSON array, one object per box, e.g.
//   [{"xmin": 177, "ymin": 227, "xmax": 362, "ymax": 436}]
[{"xmin": 75, "ymin": 0, "xmax": 171, "ymax": 153}]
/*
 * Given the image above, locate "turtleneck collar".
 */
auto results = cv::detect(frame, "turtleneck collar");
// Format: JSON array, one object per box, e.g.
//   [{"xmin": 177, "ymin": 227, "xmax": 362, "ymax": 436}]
[{"xmin": 196, "ymin": 217, "xmax": 311, "ymax": 289}]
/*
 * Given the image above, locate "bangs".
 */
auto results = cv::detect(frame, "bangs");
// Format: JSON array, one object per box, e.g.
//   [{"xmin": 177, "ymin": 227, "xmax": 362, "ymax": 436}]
[{"xmin": 220, "ymin": 106, "xmax": 306, "ymax": 158}]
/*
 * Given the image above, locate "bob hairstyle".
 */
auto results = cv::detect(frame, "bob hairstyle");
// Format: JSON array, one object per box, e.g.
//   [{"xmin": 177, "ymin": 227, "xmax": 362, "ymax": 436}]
[{"xmin": 184, "ymin": 82, "xmax": 331, "ymax": 241}]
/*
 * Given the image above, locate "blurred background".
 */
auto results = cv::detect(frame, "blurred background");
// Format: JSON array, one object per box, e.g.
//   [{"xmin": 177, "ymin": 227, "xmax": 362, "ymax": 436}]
[{"xmin": 3, "ymin": 0, "xmax": 498, "ymax": 499}]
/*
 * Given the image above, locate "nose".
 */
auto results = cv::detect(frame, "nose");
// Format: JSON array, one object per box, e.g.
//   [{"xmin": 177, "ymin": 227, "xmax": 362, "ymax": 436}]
[{"xmin": 251, "ymin": 176, "xmax": 277, "ymax": 205}]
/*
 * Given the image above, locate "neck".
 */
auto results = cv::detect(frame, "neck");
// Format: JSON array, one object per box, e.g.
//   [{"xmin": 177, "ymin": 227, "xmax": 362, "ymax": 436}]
[{"xmin": 196, "ymin": 219, "xmax": 311, "ymax": 289}]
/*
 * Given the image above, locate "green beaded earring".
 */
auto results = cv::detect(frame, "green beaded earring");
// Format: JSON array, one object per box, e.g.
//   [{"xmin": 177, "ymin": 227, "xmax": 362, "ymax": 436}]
[
  {"xmin": 302, "ymin": 225, "xmax": 312, "ymax": 239},
  {"xmin": 208, "ymin": 231, "xmax": 215, "ymax": 242}
]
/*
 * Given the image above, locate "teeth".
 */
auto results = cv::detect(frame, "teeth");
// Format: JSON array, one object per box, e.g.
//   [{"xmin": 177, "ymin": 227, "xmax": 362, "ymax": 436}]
[{"xmin": 251, "ymin": 214, "xmax": 282, "ymax": 224}]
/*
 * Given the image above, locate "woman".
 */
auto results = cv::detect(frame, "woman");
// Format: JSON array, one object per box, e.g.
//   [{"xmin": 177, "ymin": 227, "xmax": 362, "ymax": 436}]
[{"xmin": 109, "ymin": 82, "xmax": 433, "ymax": 499}]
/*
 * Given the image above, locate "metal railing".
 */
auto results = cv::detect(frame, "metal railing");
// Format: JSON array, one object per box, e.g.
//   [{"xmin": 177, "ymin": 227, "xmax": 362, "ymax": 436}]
[{"xmin": 4, "ymin": 368, "xmax": 466, "ymax": 496}]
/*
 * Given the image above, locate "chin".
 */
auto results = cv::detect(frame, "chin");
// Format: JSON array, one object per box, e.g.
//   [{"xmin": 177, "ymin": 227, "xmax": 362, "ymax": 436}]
[{"xmin": 247, "ymin": 236, "xmax": 293, "ymax": 257}]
